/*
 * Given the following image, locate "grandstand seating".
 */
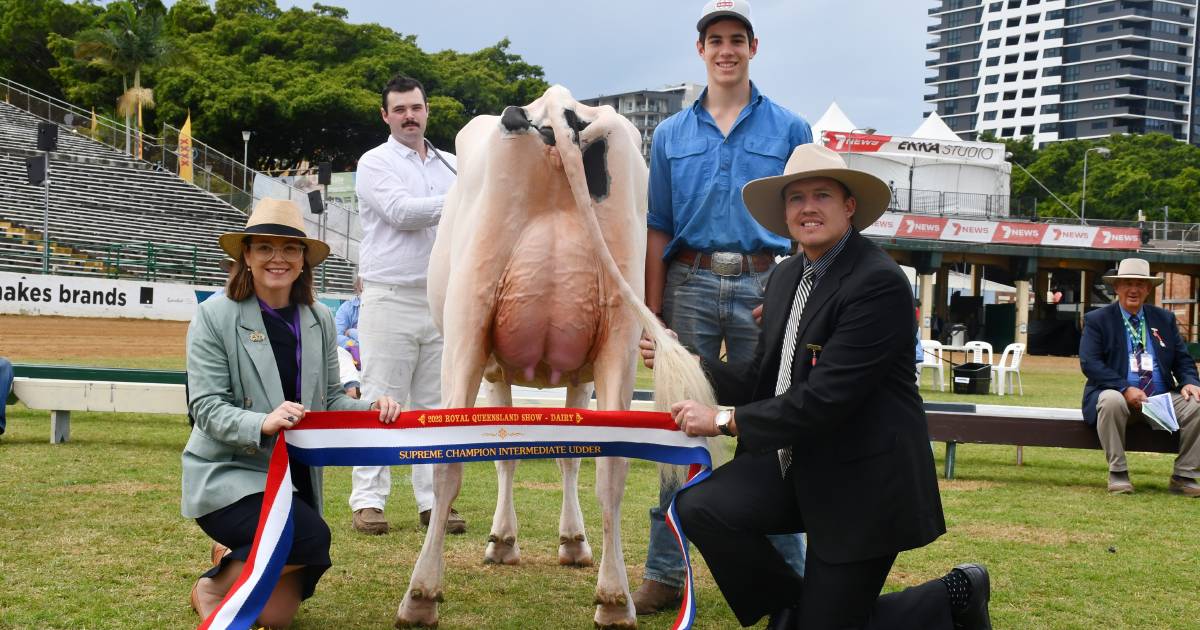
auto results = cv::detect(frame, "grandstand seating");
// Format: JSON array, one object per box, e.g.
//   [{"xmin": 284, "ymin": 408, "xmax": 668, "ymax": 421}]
[{"xmin": 0, "ymin": 100, "xmax": 355, "ymax": 291}]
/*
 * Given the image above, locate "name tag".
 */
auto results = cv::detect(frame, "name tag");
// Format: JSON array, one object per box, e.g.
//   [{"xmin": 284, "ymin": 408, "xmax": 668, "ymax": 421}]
[{"xmin": 1129, "ymin": 353, "xmax": 1154, "ymax": 373}]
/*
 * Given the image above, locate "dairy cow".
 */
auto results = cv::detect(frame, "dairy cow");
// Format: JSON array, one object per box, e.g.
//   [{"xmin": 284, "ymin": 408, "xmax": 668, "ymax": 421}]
[{"xmin": 395, "ymin": 86, "xmax": 714, "ymax": 629}]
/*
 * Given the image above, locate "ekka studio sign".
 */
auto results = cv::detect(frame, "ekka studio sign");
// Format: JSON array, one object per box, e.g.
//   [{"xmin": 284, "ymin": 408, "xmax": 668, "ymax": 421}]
[
  {"xmin": 821, "ymin": 131, "xmax": 1004, "ymax": 165},
  {"xmin": 862, "ymin": 213, "xmax": 1142, "ymax": 250}
]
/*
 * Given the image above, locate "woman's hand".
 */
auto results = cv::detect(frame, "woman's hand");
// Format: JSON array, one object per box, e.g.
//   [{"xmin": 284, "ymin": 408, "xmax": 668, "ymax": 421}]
[
  {"xmin": 371, "ymin": 395, "xmax": 401, "ymax": 424},
  {"xmin": 262, "ymin": 401, "xmax": 307, "ymax": 435}
]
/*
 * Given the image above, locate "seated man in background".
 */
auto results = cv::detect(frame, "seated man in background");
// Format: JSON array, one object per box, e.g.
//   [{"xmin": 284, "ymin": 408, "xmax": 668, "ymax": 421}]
[
  {"xmin": 1080, "ymin": 257, "xmax": 1200, "ymax": 496},
  {"xmin": 336, "ymin": 277, "xmax": 362, "ymax": 368}
]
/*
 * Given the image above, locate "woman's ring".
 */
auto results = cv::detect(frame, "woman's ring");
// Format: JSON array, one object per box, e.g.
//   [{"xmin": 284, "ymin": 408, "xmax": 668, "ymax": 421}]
[{"xmin": 287, "ymin": 415, "xmax": 296, "ymax": 422}]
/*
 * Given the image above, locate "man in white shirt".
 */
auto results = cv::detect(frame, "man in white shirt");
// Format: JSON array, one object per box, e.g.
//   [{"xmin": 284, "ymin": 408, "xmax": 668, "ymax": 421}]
[{"xmin": 350, "ymin": 75, "xmax": 467, "ymax": 535}]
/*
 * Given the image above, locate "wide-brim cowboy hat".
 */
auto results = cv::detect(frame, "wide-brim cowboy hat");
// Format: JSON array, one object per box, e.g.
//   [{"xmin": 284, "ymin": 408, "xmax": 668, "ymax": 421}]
[
  {"xmin": 218, "ymin": 198, "xmax": 330, "ymax": 266},
  {"xmin": 742, "ymin": 144, "xmax": 891, "ymax": 239},
  {"xmin": 1103, "ymin": 257, "xmax": 1164, "ymax": 287}
]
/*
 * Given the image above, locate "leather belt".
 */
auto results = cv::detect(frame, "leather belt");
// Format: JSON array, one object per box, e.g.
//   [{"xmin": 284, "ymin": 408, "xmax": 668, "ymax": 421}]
[{"xmin": 675, "ymin": 248, "xmax": 774, "ymax": 277}]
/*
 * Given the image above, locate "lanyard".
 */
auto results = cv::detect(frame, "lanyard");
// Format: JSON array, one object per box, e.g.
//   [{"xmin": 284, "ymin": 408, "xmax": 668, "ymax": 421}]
[
  {"xmin": 258, "ymin": 299, "xmax": 302, "ymax": 401},
  {"xmin": 1123, "ymin": 312, "xmax": 1147, "ymax": 351}
]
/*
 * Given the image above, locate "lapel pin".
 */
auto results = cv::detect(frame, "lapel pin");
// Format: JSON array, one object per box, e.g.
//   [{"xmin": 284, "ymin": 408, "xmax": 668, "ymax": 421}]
[
  {"xmin": 1151, "ymin": 328, "xmax": 1165, "ymax": 348},
  {"xmin": 806, "ymin": 344, "xmax": 822, "ymax": 366},
  {"xmin": 249, "ymin": 331, "xmax": 265, "ymax": 342}
]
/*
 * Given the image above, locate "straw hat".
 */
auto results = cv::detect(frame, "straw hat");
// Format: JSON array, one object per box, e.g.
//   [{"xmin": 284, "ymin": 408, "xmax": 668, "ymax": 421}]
[
  {"xmin": 741, "ymin": 144, "xmax": 891, "ymax": 239},
  {"xmin": 1102, "ymin": 258, "xmax": 1163, "ymax": 287},
  {"xmin": 218, "ymin": 198, "xmax": 330, "ymax": 266}
]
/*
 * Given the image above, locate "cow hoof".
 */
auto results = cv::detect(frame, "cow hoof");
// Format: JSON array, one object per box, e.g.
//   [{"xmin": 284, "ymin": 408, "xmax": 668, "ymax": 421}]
[
  {"xmin": 396, "ymin": 591, "xmax": 440, "ymax": 628},
  {"xmin": 558, "ymin": 535, "xmax": 593, "ymax": 567},
  {"xmin": 484, "ymin": 535, "xmax": 521, "ymax": 565},
  {"xmin": 593, "ymin": 601, "xmax": 637, "ymax": 630}
]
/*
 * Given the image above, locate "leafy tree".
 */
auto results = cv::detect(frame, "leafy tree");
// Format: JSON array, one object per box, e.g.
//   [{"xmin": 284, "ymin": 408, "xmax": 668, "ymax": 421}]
[{"xmin": 0, "ymin": 0, "xmax": 99, "ymax": 96}]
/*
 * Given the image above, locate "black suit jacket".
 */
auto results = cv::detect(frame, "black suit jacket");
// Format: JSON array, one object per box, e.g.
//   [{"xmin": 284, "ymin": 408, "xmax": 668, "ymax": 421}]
[
  {"xmin": 704, "ymin": 230, "xmax": 946, "ymax": 565},
  {"xmin": 1079, "ymin": 302, "xmax": 1200, "ymax": 426}
]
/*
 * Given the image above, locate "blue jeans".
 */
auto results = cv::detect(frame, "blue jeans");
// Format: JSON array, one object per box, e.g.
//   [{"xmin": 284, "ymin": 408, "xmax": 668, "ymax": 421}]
[
  {"xmin": 644, "ymin": 260, "xmax": 806, "ymax": 588},
  {"xmin": 0, "ymin": 357, "xmax": 12, "ymax": 434}
]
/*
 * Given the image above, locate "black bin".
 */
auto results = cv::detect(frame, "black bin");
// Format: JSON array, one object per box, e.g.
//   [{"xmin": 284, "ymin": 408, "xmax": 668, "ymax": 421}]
[{"xmin": 952, "ymin": 363, "xmax": 991, "ymax": 395}]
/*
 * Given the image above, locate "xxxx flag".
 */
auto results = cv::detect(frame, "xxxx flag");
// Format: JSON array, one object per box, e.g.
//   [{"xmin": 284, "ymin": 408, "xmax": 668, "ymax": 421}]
[{"xmin": 178, "ymin": 113, "xmax": 193, "ymax": 182}]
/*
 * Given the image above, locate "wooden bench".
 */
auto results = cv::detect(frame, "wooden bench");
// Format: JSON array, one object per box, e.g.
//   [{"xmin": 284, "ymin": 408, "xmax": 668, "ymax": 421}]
[
  {"xmin": 11, "ymin": 364, "xmax": 187, "ymax": 443},
  {"xmin": 924, "ymin": 401, "xmax": 1180, "ymax": 479}
]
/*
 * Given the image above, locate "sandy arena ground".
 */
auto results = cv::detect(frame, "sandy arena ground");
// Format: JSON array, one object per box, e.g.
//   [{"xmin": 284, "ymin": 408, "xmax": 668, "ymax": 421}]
[{"xmin": 0, "ymin": 314, "xmax": 188, "ymax": 366}]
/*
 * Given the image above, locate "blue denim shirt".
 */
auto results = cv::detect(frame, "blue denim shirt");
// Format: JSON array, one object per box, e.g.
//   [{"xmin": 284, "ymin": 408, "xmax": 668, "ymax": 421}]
[
  {"xmin": 647, "ymin": 82, "xmax": 812, "ymax": 260},
  {"xmin": 335, "ymin": 295, "xmax": 360, "ymax": 348}
]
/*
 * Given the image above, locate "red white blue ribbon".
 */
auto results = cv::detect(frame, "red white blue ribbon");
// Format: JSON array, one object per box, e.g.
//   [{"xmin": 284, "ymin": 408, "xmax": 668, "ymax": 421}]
[{"xmin": 197, "ymin": 407, "xmax": 712, "ymax": 630}]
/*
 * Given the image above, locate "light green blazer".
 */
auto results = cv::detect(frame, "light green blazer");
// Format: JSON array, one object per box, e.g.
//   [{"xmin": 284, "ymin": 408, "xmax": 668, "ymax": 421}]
[{"xmin": 181, "ymin": 294, "xmax": 370, "ymax": 519}]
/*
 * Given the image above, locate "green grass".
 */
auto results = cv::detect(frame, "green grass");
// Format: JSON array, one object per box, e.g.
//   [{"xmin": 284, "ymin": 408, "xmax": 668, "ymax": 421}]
[{"xmin": 1, "ymin": 400, "xmax": 1195, "ymax": 629}]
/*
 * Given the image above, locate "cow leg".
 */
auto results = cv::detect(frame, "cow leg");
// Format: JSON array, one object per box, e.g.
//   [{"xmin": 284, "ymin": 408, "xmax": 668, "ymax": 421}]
[
  {"xmin": 591, "ymin": 339, "xmax": 638, "ymax": 629},
  {"xmin": 397, "ymin": 332, "xmax": 490, "ymax": 628},
  {"xmin": 483, "ymin": 380, "xmax": 522, "ymax": 565},
  {"xmin": 558, "ymin": 383, "xmax": 594, "ymax": 567}
]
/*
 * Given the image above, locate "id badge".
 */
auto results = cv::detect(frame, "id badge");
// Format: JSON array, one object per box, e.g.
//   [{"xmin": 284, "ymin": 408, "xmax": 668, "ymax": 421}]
[
  {"xmin": 1129, "ymin": 353, "xmax": 1139, "ymax": 373},
  {"xmin": 1140, "ymin": 352, "xmax": 1155, "ymax": 372}
]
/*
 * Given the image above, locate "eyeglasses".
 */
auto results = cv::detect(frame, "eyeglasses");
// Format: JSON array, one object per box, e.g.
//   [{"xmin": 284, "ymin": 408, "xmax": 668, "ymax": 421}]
[{"xmin": 248, "ymin": 242, "xmax": 305, "ymax": 262}]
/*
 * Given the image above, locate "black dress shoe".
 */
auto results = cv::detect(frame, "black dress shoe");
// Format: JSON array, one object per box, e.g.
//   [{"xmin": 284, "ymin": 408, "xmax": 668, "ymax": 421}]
[
  {"xmin": 950, "ymin": 563, "xmax": 991, "ymax": 630},
  {"xmin": 766, "ymin": 604, "xmax": 799, "ymax": 630}
]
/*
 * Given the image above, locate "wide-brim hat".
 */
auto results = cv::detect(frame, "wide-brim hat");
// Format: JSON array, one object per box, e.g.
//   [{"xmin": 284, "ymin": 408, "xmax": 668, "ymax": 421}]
[
  {"xmin": 218, "ymin": 198, "xmax": 330, "ymax": 266},
  {"xmin": 741, "ymin": 144, "xmax": 891, "ymax": 239},
  {"xmin": 697, "ymin": 0, "xmax": 753, "ymax": 33},
  {"xmin": 1103, "ymin": 257, "xmax": 1163, "ymax": 287}
]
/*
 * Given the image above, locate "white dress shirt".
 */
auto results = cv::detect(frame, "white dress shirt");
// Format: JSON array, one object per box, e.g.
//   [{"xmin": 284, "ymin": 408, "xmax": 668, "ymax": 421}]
[{"xmin": 356, "ymin": 135, "xmax": 457, "ymax": 286}]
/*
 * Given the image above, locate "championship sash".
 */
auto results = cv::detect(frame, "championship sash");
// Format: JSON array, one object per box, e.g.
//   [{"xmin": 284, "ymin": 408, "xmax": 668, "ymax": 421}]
[{"xmin": 198, "ymin": 408, "xmax": 713, "ymax": 630}]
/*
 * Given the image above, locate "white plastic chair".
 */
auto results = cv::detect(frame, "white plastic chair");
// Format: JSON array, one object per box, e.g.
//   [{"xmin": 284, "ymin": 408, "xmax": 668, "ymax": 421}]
[
  {"xmin": 918, "ymin": 340, "xmax": 946, "ymax": 391},
  {"xmin": 962, "ymin": 341, "xmax": 994, "ymax": 366},
  {"xmin": 992, "ymin": 343, "xmax": 1025, "ymax": 396}
]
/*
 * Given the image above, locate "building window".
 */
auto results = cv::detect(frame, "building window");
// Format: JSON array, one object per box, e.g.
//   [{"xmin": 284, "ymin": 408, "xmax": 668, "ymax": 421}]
[
  {"xmin": 1021, "ymin": 106, "xmax": 1035, "ymax": 116},
  {"xmin": 1002, "ymin": 127, "xmax": 1015, "ymax": 137},
  {"xmin": 1091, "ymin": 120, "xmax": 1108, "ymax": 130},
  {"xmin": 985, "ymin": 92, "xmax": 999, "ymax": 102},
  {"xmin": 1025, "ymin": 32, "xmax": 1039, "ymax": 42},
  {"xmin": 1043, "ymin": 84, "xmax": 1060, "ymax": 95},
  {"xmin": 1098, "ymin": 3, "xmax": 1114, "ymax": 13},
  {"xmin": 1022, "ymin": 69, "xmax": 1037, "ymax": 79},
  {"xmin": 1093, "ymin": 81, "xmax": 1110, "ymax": 92},
  {"xmin": 1040, "ymin": 104, "xmax": 1059, "ymax": 114},
  {"xmin": 1022, "ymin": 88, "xmax": 1036, "ymax": 98},
  {"xmin": 986, "ymin": 74, "xmax": 1000, "ymax": 84},
  {"xmin": 1006, "ymin": 35, "xmax": 1019, "ymax": 45},
  {"xmin": 945, "ymin": 102, "xmax": 959, "ymax": 114},
  {"xmin": 1007, "ymin": 17, "xmax": 1020, "ymax": 27},
  {"xmin": 1024, "ymin": 51, "xmax": 1038, "ymax": 61},
  {"xmin": 1020, "ymin": 125, "xmax": 1035, "ymax": 135},
  {"xmin": 988, "ymin": 19, "xmax": 1001, "ymax": 29},
  {"xmin": 1045, "ymin": 47, "xmax": 1061, "ymax": 57},
  {"xmin": 987, "ymin": 38, "xmax": 1001, "ymax": 48},
  {"xmin": 1004, "ymin": 72, "xmax": 1018, "ymax": 82},
  {"xmin": 1094, "ymin": 62, "xmax": 1112, "ymax": 72},
  {"xmin": 1039, "ymin": 122, "xmax": 1058, "ymax": 132},
  {"xmin": 984, "ymin": 111, "xmax": 997, "ymax": 121},
  {"xmin": 1026, "ymin": 13, "xmax": 1040, "ymax": 23},
  {"xmin": 1097, "ymin": 24, "xmax": 1114, "ymax": 33},
  {"xmin": 1003, "ymin": 90, "xmax": 1017, "ymax": 100},
  {"xmin": 1002, "ymin": 109, "xmax": 1016, "ymax": 118},
  {"xmin": 1005, "ymin": 54, "xmax": 1018, "ymax": 63},
  {"xmin": 1092, "ymin": 101, "xmax": 1111, "ymax": 111},
  {"xmin": 987, "ymin": 56, "xmax": 1000, "ymax": 66},
  {"xmin": 1095, "ymin": 43, "xmax": 1112, "ymax": 52}
]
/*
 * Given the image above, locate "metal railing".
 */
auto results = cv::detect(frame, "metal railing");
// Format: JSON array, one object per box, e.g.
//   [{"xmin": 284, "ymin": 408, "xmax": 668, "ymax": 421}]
[
  {"xmin": 101, "ymin": 241, "xmax": 203, "ymax": 283},
  {"xmin": 0, "ymin": 76, "xmax": 360, "ymax": 263},
  {"xmin": 890, "ymin": 187, "xmax": 1011, "ymax": 219}
]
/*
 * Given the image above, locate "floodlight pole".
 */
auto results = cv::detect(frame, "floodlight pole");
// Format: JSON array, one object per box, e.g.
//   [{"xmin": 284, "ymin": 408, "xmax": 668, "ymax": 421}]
[{"xmin": 42, "ymin": 152, "xmax": 50, "ymax": 274}]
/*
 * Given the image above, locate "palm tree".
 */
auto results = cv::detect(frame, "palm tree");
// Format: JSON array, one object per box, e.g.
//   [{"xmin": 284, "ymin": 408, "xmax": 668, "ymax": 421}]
[{"xmin": 73, "ymin": 1, "xmax": 170, "ymax": 155}]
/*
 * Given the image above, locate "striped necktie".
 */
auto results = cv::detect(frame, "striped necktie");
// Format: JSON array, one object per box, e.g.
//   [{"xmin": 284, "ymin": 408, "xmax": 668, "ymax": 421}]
[{"xmin": 774, "ymin": 264, "xmax": 816, "ymax": 478}]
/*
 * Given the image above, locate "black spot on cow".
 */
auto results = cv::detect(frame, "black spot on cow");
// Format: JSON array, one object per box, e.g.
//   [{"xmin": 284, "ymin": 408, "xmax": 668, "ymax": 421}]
[
  {"xmin": 537, "ymin": 126, "xmax": 556, "ymax": 146},
  {"xmin": 582, "ymin": 138, "xmax": 609, "ymax": 201},
  {"xmin": 501, "ymin": 106, "xmax": 530, "ymax": 132}
]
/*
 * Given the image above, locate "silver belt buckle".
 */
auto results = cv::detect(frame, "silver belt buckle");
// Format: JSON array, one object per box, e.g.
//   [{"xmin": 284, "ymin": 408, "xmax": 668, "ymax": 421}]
[{"xmin": 710, "ymin": 251, "xmax": 744, "ymax": 277}]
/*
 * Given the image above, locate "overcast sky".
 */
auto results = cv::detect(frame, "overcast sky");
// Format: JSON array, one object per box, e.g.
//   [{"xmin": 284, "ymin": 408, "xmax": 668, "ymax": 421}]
[{"xmin": 276, "ymin": 0, "xmax": 936, "ymax": 134}]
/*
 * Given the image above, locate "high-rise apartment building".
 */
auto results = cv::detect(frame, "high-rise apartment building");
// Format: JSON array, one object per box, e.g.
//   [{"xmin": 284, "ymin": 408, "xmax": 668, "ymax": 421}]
[
  {"xmin": 580, "ymin": 83, "xmax": 703, "ymax": 161},
  {"xmin": 926, "ymin": 0, "xmax": 1198, "ymax": 146}
]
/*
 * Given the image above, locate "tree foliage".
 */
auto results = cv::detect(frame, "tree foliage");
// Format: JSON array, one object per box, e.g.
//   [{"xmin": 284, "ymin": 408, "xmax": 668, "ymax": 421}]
[
  {"xmin": 24, "ymin": 0, "xmax": 548, "ymax": 170},
  {"xmin": 998, "ymin": 133, "xmax": 1200, "ymax": 224}
]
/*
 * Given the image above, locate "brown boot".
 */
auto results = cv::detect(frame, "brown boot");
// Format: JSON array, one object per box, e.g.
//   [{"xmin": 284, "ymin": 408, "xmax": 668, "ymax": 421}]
[
  {"xmin": 352, "ymin": 507, "xmax": 389, "ymax": 535},
  {"xmin": 632, "ymin": 578, "xmax": 683, "ymax": 615},
  {"xmin": 419, "ymin": 508, "xmax": 468, "ymax": 534}
]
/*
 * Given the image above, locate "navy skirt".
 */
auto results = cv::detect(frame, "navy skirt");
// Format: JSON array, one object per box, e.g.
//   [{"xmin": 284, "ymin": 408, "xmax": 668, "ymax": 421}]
[{"xmin": 196, "ymin": 489, "xmax": 331, "ymax": 600}]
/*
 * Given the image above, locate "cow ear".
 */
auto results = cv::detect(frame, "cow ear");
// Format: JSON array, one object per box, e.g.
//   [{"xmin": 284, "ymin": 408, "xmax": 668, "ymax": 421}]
[{"xmin": 582, "ymin": 138, "xmax": 609, "ymax": 201}]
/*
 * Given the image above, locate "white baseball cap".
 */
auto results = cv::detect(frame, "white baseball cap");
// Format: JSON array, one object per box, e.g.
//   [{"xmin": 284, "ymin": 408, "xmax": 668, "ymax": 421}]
[{"xmin": 697, "ymin": 0, "xmax": 753, "ymax": 34}]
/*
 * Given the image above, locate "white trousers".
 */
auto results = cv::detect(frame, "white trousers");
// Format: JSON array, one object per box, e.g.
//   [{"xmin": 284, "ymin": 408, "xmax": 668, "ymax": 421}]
[{"xmin": 349, "ymin": 281, "xmax": 443, "ymax": 513}]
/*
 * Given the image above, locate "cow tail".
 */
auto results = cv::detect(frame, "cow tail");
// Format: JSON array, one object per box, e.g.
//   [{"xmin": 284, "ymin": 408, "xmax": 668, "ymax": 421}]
[{"xmin": 552, "ymin": 119, "xmax": 726, "ymax": 472}]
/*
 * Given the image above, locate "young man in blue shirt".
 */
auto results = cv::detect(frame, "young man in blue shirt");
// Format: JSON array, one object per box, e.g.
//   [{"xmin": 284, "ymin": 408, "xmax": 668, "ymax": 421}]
[{"xmin": 635, "ymin": 0, "xmax": 813, "ymax": 615}]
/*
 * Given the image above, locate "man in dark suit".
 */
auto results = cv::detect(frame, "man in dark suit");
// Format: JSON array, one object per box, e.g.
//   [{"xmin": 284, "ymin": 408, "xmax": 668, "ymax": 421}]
[
  {"xmin": 1079, "ymin": 257, "xmax": 1200, "ymax": 496},
  {"xmin": 642, "ymin": 144, "xmax": 991, "ymax": 629}
]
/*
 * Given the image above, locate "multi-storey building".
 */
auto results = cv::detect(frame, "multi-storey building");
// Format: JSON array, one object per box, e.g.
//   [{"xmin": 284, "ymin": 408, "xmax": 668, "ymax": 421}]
[
  {"xmin": 580, "ymin": 83, "xmax": 703, "ymax": 161},
  {"xmin": 926, "ymin": 0, "xmax": 1199, "ymax": 146}
]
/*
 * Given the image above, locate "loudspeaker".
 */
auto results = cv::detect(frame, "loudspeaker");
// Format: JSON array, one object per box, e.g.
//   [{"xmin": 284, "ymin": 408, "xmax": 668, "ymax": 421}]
[
  {"xmin": 308, "ymin": 189, "xmax": 324, "ymax": 214},
  {"xmin": 36, "ymin": 122, "xmax": 58, "ymax": 152},
  {"xmin": 25, "ymin": 154, "xmax": 47, "ymax": 185},
  {"xmin": 317, "ymin": 161, "xmax": 332, "ymax": 185}
]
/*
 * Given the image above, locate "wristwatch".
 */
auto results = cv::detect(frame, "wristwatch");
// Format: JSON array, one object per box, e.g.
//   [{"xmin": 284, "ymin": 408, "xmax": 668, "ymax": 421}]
[{"xmin": 714, "ymin": 406, "xmax": 735, "ymax": 437}]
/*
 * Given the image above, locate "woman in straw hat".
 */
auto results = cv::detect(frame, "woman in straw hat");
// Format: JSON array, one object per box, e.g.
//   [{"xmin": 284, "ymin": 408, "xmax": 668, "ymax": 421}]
[{"xmin": 182, "ymin": 198, "xmax": 400, "ymax": 626}]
